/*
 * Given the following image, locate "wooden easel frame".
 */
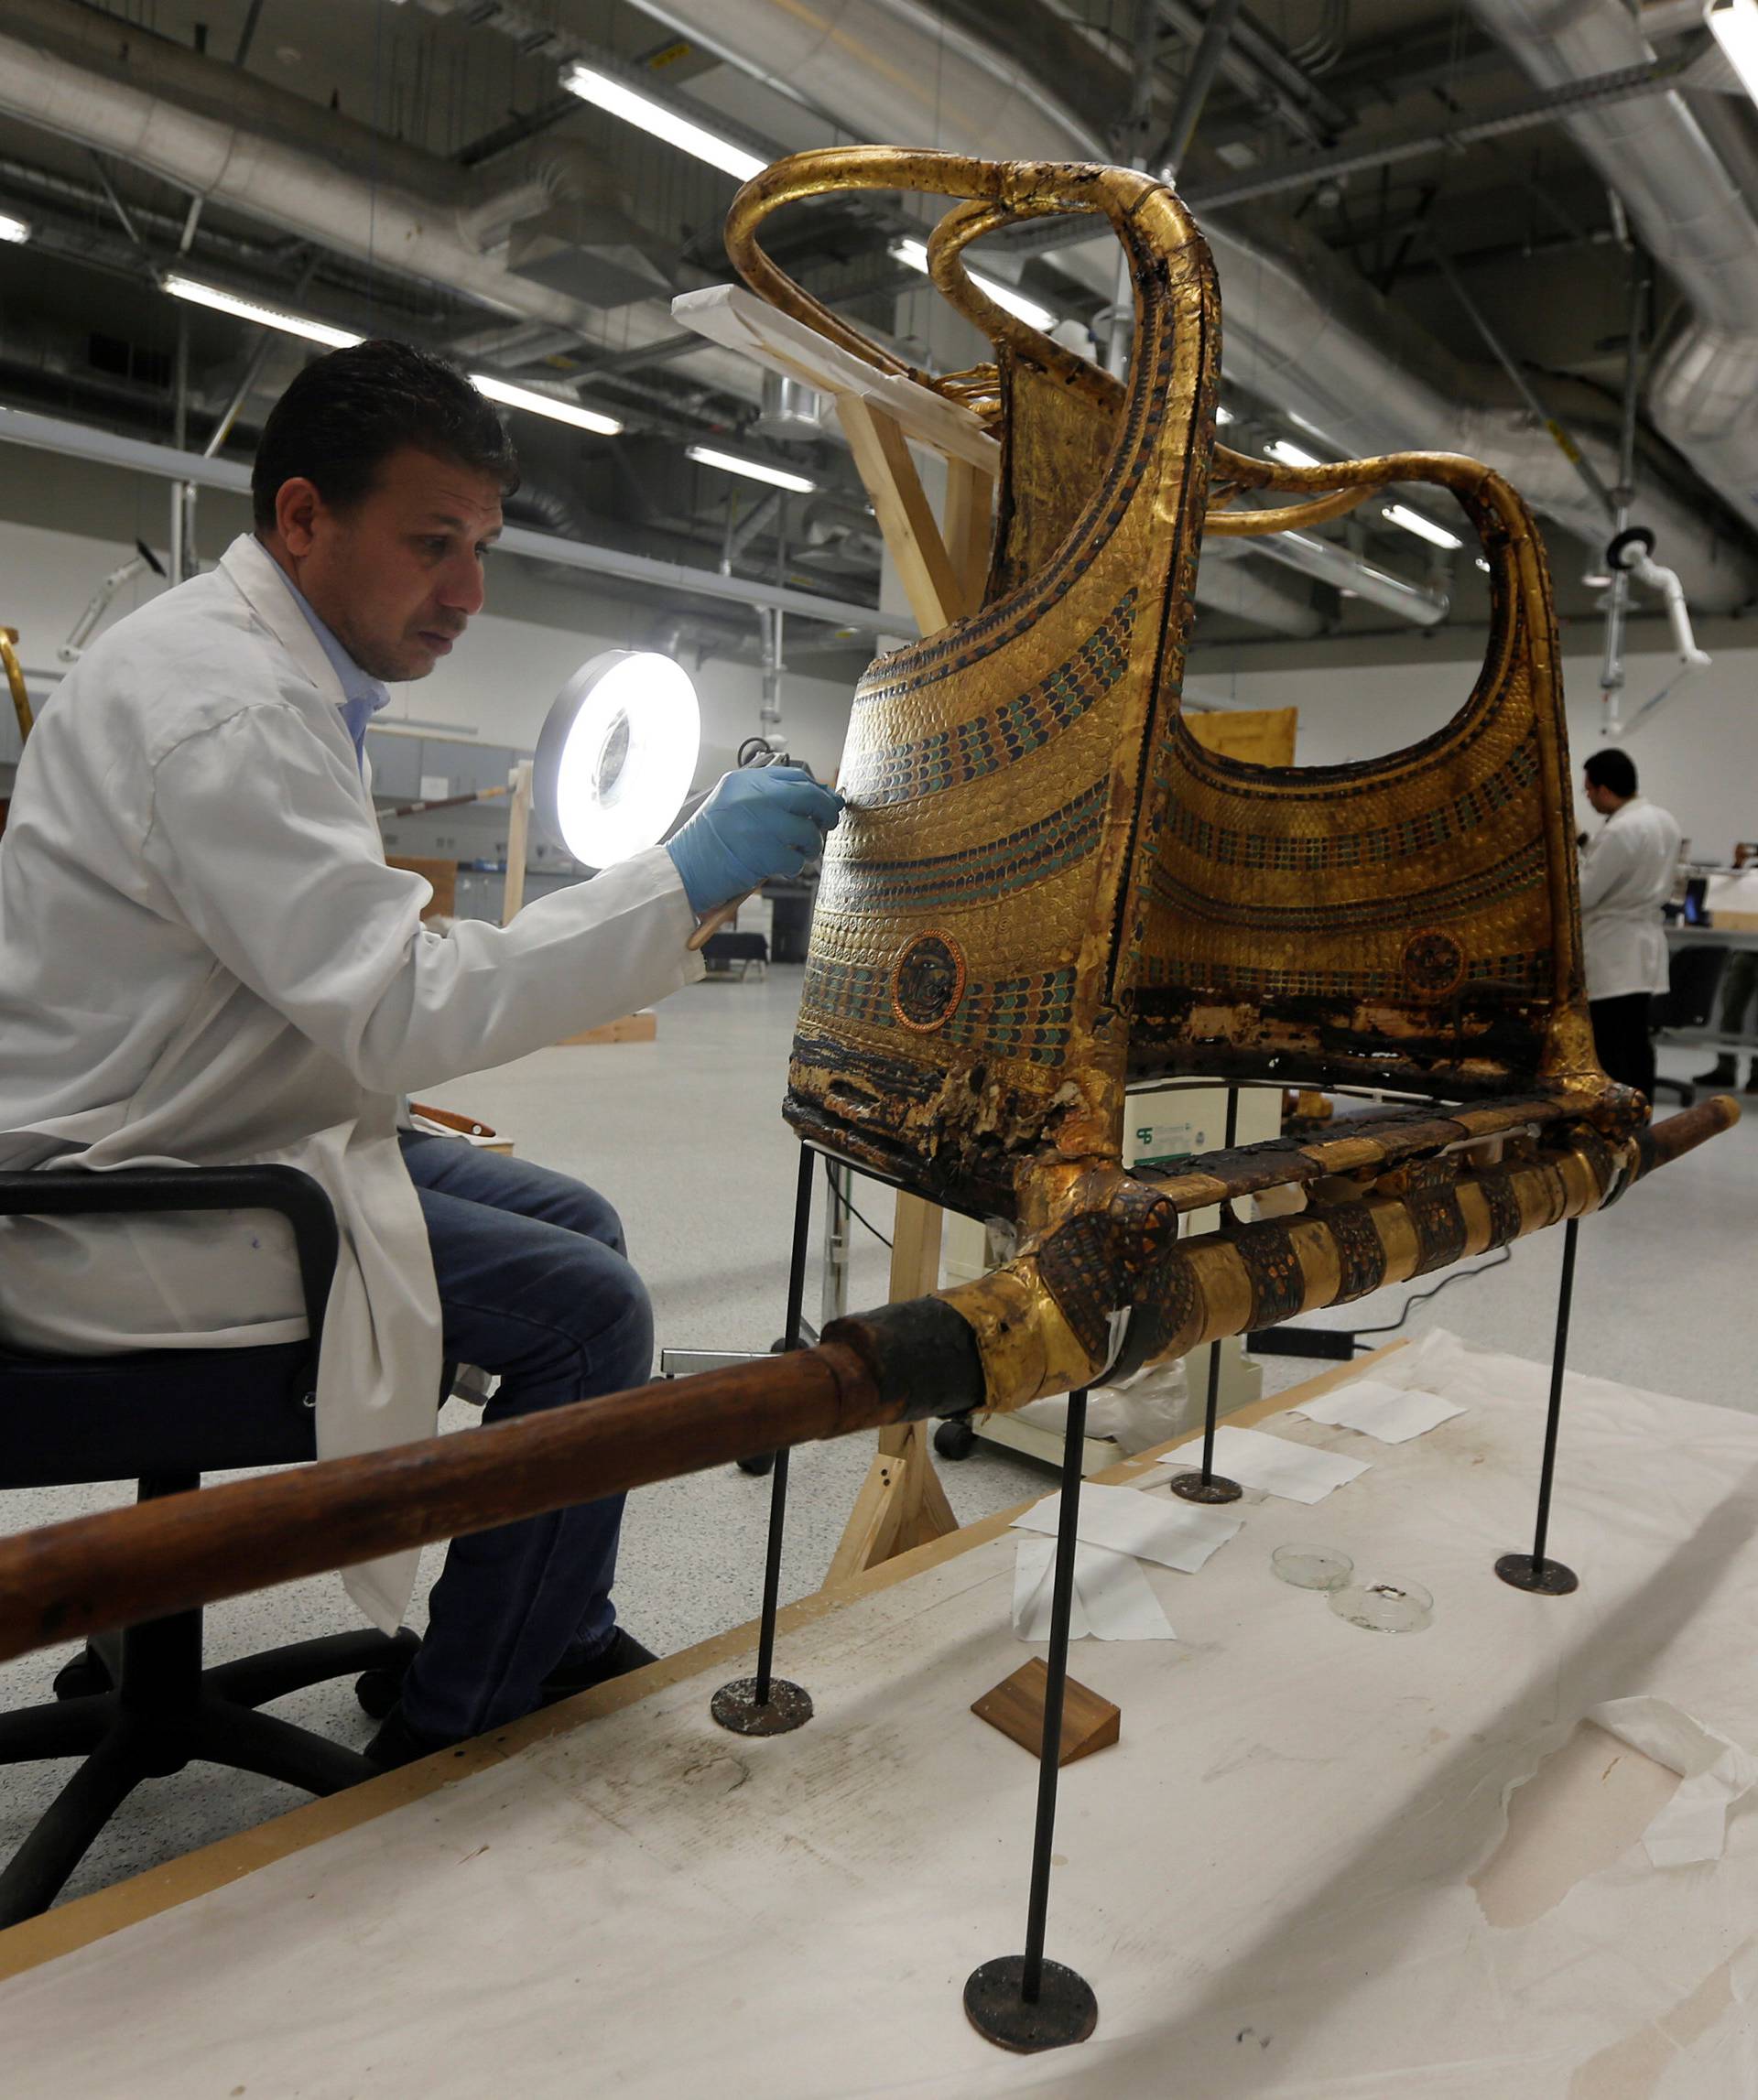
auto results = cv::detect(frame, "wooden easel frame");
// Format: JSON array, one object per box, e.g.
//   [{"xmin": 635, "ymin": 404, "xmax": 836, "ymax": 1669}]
[{"xmin": 672, "ymin": 288, "xmax": 1001, "ymax": 1583}]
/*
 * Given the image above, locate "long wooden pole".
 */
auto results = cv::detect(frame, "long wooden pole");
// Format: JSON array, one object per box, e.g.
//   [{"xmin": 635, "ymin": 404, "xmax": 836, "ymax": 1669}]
[{"xmin": 0, "ymin": 1343, "xmax": 878, "ymax": 1668}]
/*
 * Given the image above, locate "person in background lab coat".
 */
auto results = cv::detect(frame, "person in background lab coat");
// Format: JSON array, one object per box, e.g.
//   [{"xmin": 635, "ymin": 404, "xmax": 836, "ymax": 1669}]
[
  {"xmin": 1577, "ymin": 746, "xmax": 1679, "ymax": 1103},
  {"xmin": 0, "ymin": 341, "xmax": 842, "ymax": 1768}
]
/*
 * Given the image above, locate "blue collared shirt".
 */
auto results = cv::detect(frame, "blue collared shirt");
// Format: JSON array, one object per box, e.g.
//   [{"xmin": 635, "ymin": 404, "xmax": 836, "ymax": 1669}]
[{"xmin": 276, "ymin": 564, "xmax": 391, "ymax": 770}]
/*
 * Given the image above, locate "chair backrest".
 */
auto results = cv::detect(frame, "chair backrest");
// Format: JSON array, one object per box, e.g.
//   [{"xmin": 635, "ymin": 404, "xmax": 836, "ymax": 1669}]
[{"xmin": 0, "ymin": 1164, "xmax": 334, "ymax": 1488}]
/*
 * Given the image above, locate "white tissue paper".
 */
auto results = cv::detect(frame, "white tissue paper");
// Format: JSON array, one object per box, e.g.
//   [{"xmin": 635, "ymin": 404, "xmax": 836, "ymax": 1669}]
[
  {"xmin": 1289, "ymin": 1377, "xmax": 1465, "ymax": 1445},
  {"xmin": 1012, "ymin": 1537, "xmax": 1177, "ymax": 1641},
  {"xmin": 1013, "ymin": 1479, "xmax": 1241, "ymax": 1572},
  {"xmin": 1161, "ymin": 1423, "xmax": 1371, "ymax": 1504},
  {"xmin": 1589, "ymin": 1695, "xmax": 1758, "ymax": 1867}
]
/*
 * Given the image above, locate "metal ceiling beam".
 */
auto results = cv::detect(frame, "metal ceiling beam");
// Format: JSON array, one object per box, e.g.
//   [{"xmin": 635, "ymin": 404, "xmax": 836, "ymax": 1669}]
[
  {"xmin": 0, "ymin": 406, "xmax": 895, "ymax": 636},
  {"xmin": 1186, "ymin": 56, "xmax": 1687, "ymax": 211}
]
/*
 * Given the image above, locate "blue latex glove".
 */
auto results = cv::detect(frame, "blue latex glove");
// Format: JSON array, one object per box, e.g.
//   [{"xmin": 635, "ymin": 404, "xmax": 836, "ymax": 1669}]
[{"xmin": 665, "ymin": 765, "xmax": 846, "ymax": 915}]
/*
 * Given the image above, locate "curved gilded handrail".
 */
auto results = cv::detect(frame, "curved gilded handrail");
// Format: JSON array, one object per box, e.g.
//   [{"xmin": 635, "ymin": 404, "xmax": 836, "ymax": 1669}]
[{"xmin": 1, "ymin": 628, "xmax": 31, "ymax": 744}]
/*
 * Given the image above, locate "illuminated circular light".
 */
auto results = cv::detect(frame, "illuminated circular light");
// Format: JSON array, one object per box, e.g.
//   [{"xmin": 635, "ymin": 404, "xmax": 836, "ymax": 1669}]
[{"xmin": 533, "ymin": 650, "xmax": 700, "ymax": 868}]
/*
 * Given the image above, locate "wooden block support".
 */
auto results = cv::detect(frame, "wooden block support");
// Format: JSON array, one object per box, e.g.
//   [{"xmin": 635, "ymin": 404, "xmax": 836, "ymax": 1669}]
[
  {"xmin": 824, "ymin": 1192, "xmax": 960, "ymax": 1587},
  {"xmin": 971, "ymin": 1658, "xmax": 1121, "ymax": 1766},
  {"xmin": 501, "ymin": 759, "xmax": 533, "ymax": 925}
]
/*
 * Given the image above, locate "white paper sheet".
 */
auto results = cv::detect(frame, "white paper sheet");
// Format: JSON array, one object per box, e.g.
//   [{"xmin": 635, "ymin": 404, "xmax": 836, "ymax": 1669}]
[
  {"xmin": 1011, "ymin": 1538, "xmax": 1177, "ymax": 1641},
  {"xmin": 1288, "ymin": 1378, "xmax": 1465, "ymax": 1445},
  {"xmin": 1589, "ymin": 1695, "xmax": 1758, "ymax": 1867},
  {"xmin": 1011, "ymin": 1478, "xmax": 1241, "ymax": 1571},
  {"xmin": 1160, "ymin": 1422, "xmax": 1371, "ymax": 1503}
]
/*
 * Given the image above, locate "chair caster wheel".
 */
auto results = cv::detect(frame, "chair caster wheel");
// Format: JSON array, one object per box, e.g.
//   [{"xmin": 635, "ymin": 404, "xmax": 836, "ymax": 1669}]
[
  {"xmin": 52, "ymin": 1647, "xmax": 112, "ymax": 1700},
  {"xmin": 934, "ymin": 1416, "xmax": 977, "ymax": 1460},
  {"xmin": 736, "ymin": 1451, "xmax": 777, "ymax": 1477}
]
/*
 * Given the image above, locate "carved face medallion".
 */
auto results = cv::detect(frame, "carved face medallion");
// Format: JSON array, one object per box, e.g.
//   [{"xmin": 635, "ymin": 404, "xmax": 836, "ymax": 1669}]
[
  {"xmin": 1401, "ymin": 928, "xmax": 1467, "ymax": 999},
  {"xmin": 891, "ymin": 932, "xmax": 967, "ymax": 1033}
]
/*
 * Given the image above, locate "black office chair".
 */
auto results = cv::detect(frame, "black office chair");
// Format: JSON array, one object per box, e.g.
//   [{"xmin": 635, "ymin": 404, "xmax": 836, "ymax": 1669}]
[
  {"xmin": 1651, "ymin": 945, "xmax": 1728, "ymax": 1106},
  {"xmin": 0, "ymin": 1164, "xmax": 418, "ymax": 1925}
]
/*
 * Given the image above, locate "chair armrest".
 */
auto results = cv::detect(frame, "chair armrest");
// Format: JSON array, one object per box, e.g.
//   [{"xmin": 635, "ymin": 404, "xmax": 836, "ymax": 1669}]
[{"xmin": 0, "ymin": 1164, "xmax": 338, "ymax": 1357}]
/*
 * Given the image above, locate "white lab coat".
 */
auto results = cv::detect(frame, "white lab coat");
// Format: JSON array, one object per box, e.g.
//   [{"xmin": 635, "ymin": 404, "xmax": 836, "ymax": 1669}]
[
  {"xmin": 1578, "ymin": 795, "xmax": 1681, "ymax": 1002},
  {"xmin": 0, "ymin": 534, "xmax": 701, "ymax": 1626}
]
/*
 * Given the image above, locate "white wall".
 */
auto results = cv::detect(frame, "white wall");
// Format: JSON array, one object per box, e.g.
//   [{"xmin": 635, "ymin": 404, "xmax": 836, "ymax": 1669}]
[
  {"xmin": 1190, "ymin": 632, "xmax": 1758, "ymax": 861},
  {"xmin": 0, "ymin": 512, "xmax": 865, "ymax": 790}
]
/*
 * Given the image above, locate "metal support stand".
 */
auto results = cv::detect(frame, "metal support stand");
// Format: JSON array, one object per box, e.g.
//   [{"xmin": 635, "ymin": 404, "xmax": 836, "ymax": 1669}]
[
  {"xmin": 711, "ymin": 1146, "xmax": 818, "ymax": 1735},
  {"xmin": 1171, "ymin": 1086, "xmax": 1243, "ymax": 1506},
  {"xmin": 964, "ymin": 1390, "xmax": 1100, "ymax": 2053},
  {"xmin": 1496, "ymin": 1216, "xmax": 1581, "ymax": 1597}
]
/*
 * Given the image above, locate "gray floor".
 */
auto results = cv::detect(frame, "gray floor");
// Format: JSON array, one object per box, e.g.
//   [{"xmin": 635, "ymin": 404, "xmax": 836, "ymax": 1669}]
[{"xmin": 3, "ymin": 967, "xmax": 1753, "ymax": 1910}]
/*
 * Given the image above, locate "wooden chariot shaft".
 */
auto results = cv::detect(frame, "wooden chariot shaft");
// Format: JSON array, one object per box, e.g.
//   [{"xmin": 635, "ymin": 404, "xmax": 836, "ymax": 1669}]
[{"xmin": 0, "ymin": 1099, "xmax": 1733, "ymax": 1666}]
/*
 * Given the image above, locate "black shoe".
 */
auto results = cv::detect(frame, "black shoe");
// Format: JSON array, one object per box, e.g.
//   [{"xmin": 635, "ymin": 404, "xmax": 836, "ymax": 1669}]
[
  {"xmin": 1745, "ymin": 1070, "xmax": 1758, "ymax": 1095},
  {"xmin": 539, "ymin": 1628, "xmax": 659, "ymax": 1706},
  {"xmin": 363, "ymin": 1703, "xmax": 461, "ymax": 1770}
]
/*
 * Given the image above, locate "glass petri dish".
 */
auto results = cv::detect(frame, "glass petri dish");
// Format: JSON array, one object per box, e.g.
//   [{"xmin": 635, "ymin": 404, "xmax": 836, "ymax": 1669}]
[
  {"xmin": 1329, "ymin": 1577, "xmax": 1434, "ymax": 1634},
  {"xmin": 1271, "ymin": 1543, "xmax": 1353, "ymax": 1592}
]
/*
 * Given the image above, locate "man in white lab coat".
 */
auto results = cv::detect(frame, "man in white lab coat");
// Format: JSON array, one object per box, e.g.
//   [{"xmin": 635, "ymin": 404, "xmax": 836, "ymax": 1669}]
[
  {"xmin": 0, "ymin": 341, "xmax": 841, "ymax": 1766},
  {"xmin": 1578, "ymin": 746, "xmax": 1680, "ymax": 1102}
]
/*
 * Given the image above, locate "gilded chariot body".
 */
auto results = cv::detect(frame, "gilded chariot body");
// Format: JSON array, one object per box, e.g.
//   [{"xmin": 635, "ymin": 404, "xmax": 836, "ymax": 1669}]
[{"xmin": 719, "ymin": 147, "xmax": 1737, "ymax": 1414}]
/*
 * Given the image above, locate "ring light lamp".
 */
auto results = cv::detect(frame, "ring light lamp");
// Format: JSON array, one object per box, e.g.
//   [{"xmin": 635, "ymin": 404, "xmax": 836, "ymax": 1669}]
[{"xmin": 533, "ymin": 649, "xmax": 701, "ymax": 868}]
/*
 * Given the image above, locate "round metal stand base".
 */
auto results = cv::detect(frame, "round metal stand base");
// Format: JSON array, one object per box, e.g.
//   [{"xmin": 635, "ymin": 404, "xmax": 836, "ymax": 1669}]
[
  {"xmin": 963, "ymin": 1957, "xmax": 1098, "ymax": 2052},
  {"xmin": 710, "ymin": 1676, "xmax": 814, "ymax": 1736},
  {"xmin": 1169, "ymin": 1471, "xmax": 1243, "ymax": 1505},
  {"xmin": 1494, "ymin": 1553, "xmax": 1579, "ymax": 1597}
]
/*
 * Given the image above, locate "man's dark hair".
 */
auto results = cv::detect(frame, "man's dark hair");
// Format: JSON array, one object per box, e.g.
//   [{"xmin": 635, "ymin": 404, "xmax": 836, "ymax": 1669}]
[
  {"xmin": 251, "ymin": 339, "xmax": 519, "ymax": 531},
  {"xmin": 1583, "ymin": 747, "xmax": 1638, "ymax": 799}
]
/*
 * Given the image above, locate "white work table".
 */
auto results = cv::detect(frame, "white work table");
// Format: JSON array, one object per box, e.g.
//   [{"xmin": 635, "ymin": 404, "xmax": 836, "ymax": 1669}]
[{"xmin": 3, "ymin": 1334, "xmax": 1756, "ymax": 2097}]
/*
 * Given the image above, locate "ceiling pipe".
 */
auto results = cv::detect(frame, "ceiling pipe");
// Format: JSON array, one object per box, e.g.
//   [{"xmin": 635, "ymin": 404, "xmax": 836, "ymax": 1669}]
[
  {"xmin": 0, "ymin": 0, "xmax": 764, "ymax": 412},
  {"xmin": 0, "ymin": 406, "xmax": 894, "ymax": 637},
  {"xmin": 1465, "ymin": 0, "xmax": 1758, "ymax": 545},
  {"xmin": 623, "ymin": 0, "xmax": 1753, "ymax": 612},
  {"xmin": 1189, "ymin": 557, "xmax": 1327, "ymax": 636}
]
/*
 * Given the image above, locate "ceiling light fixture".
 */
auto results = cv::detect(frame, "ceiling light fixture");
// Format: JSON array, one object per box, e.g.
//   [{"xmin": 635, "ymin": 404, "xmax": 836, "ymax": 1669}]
[
  {"xmin": 162, "ymin": 273, "xmax": 364, "ymax": 349},
  {"xmin": 1265, "ymin": 438, "xmax": 1323, "ymax": 469},
  {"xmin": 469, "ymin": 373, "xmax": 622, "ymax": 437},
  {"xmin": 559, "ymin": 60, "xmax": 765, "ymax": 183},
  {"xmin": 0, "ymin": 211, "xmax": 31, "ymax": 244},
  {"xmin": 888, "ymin": 237, "xmax": 1058, "ymax": 332},
  {"xmin": 162, "ymin": 276, "xmax": 622, "ymax": 432},
  {"xmin": 1709, "ymin": 0, "xmax": 1758, "ymax": 103},
  {"xmin": 685, "ymin": 443, "xmax": 817, "ymax": 493},
  {"xmin": 1384, "ymin": 502, "xmax": 1463, "ymax": 550},
  {"xmin": 1214, "ymin": 404, "xmax": 1235, "ymax": 425}
]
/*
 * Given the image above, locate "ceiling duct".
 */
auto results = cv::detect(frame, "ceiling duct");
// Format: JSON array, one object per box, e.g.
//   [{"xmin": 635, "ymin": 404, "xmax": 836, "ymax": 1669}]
[
  {"xmin": 1465, "ymin": 0, "xmax": 1758, "ymax": 541},
  {"xmin": 0, "ymin": 0, "xmax": 762, "ymax": 407},
  {"xmin": 626, "ymin": 0, "xmax": 1755, "ymax": 611}
]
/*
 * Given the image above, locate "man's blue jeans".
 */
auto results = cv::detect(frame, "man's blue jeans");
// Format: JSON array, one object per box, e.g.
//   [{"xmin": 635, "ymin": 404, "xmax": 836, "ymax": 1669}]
[{"xmin": 394, "ymin": 1131, "xmax": 654, "ymax": 1742}]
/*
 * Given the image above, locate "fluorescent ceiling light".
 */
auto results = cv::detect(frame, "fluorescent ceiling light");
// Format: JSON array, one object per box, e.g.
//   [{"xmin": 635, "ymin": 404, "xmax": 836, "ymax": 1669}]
[
  {"xmin": 534, "ymin": 650, "xmax": 701, "ymax": 868},
  {"xmin": 163, "ymin": 273, "xmax": 364, "ymax": 349},
  {"xmin": 685, "ymin": 443, "xmax": 816, "ymax": 493},
  {"xmin": 559, "ymin": 60, "xmax": 765, "ymax": 182},
  {"xmin": 1709, "ymin": 0, "xmax": 1758, "ymax": 104},
  {"xmin": 469, "ymin": 373, "xmax": 622, "ymax": 437},
  {"xmin": 0, "ymin": 211, "xmax": 30, "ymax": 244},
  {"xmin": 163, "ymin": 277, "xmax": 622, "ymax": 433},
  {"xmin": 1265, "ymin": 438, "xmax": 1323, "ymax": 469},
  {"xmin": 1214, "ymin": 404, "xmax": 1235, "ymax": 425},
  {"xmin": 888, "ymin": 237, "xmax": 1059, "ymax": 332},
  {"xmin": 1384, "ymin": 502, "xmax": 1463, "ymax": 550}
]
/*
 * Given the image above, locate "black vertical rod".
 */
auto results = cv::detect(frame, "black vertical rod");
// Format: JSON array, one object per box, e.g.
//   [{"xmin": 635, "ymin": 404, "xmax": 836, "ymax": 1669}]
[
  {"xmin": 1020, "ymin": 1387, "xmax": 1090, "ymax": 2005},
  {"xmin": 1530, "ymin": 1216, "xmax": 1579, "ymax": 1568},
  {"xmin": 1197, "ymin": 1087, "xmax": 1240, "ymax": 1484},
  {"xmin": 753, "ymin": 1144, "xmax": 816, "ymax": 1705}
]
